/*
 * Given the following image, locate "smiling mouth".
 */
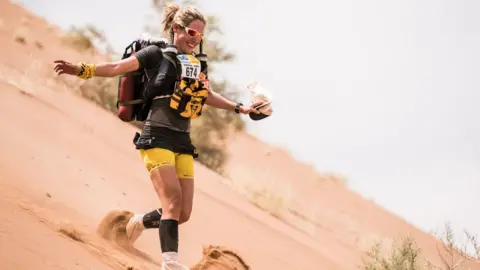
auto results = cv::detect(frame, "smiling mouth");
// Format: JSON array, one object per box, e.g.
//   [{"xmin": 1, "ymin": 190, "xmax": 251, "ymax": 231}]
[{"xmin": 187, "ymin": 42, "xmax": 196, "ymax": 49}]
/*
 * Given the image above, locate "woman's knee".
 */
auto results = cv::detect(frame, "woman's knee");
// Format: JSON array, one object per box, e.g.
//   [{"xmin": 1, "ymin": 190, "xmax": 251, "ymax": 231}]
[
  {"xmin": 164, "ymin": 188, "xmax": 183, "ymax": 215},
  {"xmin": 150, "ymin": 166, "xmax": 183, "ymax": 218},
  {"xmin": 178, "ymin": 178, "xmax": 194, "ymax": 224},
  {"xmin": 179, "ymin": 208, "xmax": 191, "ymax": 224}
]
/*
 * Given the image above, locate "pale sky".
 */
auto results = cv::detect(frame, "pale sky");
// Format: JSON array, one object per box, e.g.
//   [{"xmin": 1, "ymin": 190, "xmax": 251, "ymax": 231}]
[{"xmin": 19, "ymin": 0, "xmax": 480, "ymax": 239}]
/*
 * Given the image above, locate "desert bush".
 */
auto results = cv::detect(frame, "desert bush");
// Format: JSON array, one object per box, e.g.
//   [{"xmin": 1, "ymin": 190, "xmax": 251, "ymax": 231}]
[
  {"xmin": 59, "ymin": 25, "xmax": 122, "ymax": 116},
  {"xmin": 61, "ymin": 25, "xmax": 114, "ymax": 55},
  {"xmin": 361, "ymin": 236, "xmax": 422, "ymax": 270},
  {"xmin": 361, "ymin": 223, "xmax": 479, "ymax": 270},
  {"xmin": 426, "ymin": 222, "xmax": 480, "ymax": 270},
  {"xmin": 77, "ymin": 76, "xmax": 119, "ymax": 113},
  {"xmin": 61, "ymin": 26, "xmax": 96, "ymax": 53}
]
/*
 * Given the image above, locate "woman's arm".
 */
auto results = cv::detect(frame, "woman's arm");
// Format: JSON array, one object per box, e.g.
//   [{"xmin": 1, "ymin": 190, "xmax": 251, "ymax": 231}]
[
  {"xmin": 206, "ymin": 90, "xmax": 263, "ymax": 114},
  {"xmin": 94, "ymin": 44, "xmax": 162, "ymax": 77},
  {"xmin": 92, "ymin": 56, "xmax": 140, "ymax": 77},
  {"xmin": 205, "ymin": 90, "xmax": 237, "ymax": 111},
  {"xmin": 54, "ymin": 45, "xmax": 163, "ymax": 79},
  {"xmin": 53, "ymin": 56, "xmax": 140, "ymax": 79}
]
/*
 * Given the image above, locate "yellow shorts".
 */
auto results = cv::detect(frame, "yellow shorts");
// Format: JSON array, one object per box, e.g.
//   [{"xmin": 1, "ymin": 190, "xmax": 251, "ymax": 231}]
[{"xmin": 139, "ymin": 148, "xmax": 194, "ymax": 179}]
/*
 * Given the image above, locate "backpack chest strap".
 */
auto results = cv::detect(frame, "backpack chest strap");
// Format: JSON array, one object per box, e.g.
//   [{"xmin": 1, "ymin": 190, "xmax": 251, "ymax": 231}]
[{"xmin": 153, "ymin": 94, "xmax": 173, "ymax": 100}]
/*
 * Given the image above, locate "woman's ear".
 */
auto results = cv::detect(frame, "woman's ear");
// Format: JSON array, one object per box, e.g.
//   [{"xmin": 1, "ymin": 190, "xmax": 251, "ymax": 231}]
[{"xmin": 172, "ymin": 23, "xmax": 180, "ymax": 33}]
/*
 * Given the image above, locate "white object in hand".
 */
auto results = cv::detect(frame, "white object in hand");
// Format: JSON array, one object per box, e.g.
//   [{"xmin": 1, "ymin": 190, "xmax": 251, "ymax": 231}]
[{"xmin": 247, "ymin": 82, "xmax": 273, "ymax": 115}]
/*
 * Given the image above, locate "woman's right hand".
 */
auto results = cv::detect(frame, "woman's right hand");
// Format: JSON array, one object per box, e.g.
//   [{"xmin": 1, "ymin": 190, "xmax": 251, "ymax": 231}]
[{"xmin": 53, "ymin": 60, "xmax": 81, "ymax": 76}]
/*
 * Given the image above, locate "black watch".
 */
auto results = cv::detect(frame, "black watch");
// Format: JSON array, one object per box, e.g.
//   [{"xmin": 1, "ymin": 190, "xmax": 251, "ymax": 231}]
[{"xmin": 234, "ymin": 102, "xmax": 243, "ymax": 114}]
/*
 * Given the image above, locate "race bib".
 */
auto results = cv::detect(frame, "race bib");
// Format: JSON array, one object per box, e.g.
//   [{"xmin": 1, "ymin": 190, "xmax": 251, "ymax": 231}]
[{"xmin": 177, "ymin": 54, "xmax": 201, "ymax": 79}]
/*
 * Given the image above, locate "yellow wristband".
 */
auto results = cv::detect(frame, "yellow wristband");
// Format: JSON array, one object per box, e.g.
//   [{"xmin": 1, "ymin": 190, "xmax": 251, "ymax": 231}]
[{"xmin": 77, "ymin": 63, "xmax": 96, "ymax": 79}]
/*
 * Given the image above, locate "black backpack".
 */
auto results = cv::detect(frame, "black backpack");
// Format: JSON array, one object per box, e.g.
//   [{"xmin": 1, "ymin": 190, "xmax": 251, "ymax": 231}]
[
  {"xmin": 116, "ymin": 36, "xmax": 171, "ymax": 122},
  {"xmin": 116, "ymin": 36, "xmax": 208, "ymax": 122}
]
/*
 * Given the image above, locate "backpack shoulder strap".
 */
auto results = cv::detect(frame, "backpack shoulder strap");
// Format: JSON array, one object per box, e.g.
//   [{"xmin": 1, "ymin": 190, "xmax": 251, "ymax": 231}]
[{"xmin": 162, "ymin": 51, "xmax": 181, "ymax": 81}]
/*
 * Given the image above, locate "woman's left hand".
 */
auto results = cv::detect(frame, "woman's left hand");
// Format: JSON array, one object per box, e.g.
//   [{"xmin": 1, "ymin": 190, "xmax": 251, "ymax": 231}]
[{"xmin": 239, "ymin": 101, "xmax": 264, "ymax": 115}]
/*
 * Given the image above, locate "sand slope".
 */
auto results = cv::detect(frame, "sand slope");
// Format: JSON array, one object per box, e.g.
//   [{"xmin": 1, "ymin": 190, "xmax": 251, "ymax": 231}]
[
  {"xmin": 0, "ymin": 1, "xmax": 479, "ymax": 269},
  {"xmin": 0, "ymin": 64, "xmax": 339, "ymax": 269}
]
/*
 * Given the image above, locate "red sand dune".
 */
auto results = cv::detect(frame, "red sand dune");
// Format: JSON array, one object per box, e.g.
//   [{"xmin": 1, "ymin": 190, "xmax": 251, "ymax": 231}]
[{"xmin": 0, "ymin": 1, "xmax": 478, "ymax": 269}]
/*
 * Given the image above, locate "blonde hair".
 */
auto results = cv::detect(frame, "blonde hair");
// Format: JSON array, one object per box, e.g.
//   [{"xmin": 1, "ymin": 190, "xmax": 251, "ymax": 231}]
[{"xmin": 162, "ymin": 4, "xmax": 206, "ymax": 41}]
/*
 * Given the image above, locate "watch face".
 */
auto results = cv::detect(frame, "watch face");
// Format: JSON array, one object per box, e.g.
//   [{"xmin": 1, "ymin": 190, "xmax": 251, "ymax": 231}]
[{"xmin": 235, "ymin": 103, "xmax": 242, "ymax": 113}]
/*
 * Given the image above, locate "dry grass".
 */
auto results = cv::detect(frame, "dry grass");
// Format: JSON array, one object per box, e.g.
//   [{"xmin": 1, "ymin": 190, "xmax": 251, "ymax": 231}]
[
  {"xmin": 426, "ymin": 223, "xmax": 480, "ymax": 270},
  {"xmin": 225, "ymin": 166, "xmax": 293, "ymax": 218},
  {"xmin": 61, "ymin": 30, "xmax": 96, "ymax": 53},
  {"xmin": 361, "ymin": 235, "xmax": 422, "ymax": 270},
  {"xmin": 361, "ymin": 223, "xmax": 480, "ymax": 270},
  {"xmin": 248, "ymin": 184, "xmax": 291, "ymax": 218},
  {"xmin": 243, "ymin": 168, "xmax": 292, "ymax": 217}
]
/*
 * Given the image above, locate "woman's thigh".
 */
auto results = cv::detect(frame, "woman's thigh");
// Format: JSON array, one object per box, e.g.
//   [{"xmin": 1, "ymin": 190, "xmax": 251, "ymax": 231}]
[
  {"xmin": 175, "ymin": 154, "xmax": 194, "ymax": 221},
  {"xmin": 140, "ymin": 148, "xmax": 182, "ymax": 218},
  {"xmin": 140, "ymin": 148, "xmax": 176, "ymax": 173}
]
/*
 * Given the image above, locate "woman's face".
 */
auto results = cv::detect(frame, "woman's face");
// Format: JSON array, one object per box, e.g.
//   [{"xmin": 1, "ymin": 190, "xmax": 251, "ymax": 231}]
[{"xmin": 173, "ymin": 19, "xmax": 205, "ymax": 54}]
